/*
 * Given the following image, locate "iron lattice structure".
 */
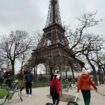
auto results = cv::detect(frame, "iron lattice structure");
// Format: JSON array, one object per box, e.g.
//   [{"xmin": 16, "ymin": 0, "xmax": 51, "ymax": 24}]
[
  {"xmin": 37, "ymin": 0, "xmax": 69, "ymax": 49},
  {"xmin": 23, "ymin": 0, "xmax": 84, "ymax": 77},
  {"xmin": 46, "ymin": 0, "xmax": 62, "ymax": 27}
]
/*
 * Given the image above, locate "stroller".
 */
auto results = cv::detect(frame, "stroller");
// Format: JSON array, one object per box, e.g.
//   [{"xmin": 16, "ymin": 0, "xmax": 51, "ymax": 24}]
[{"xmin": 67, "ymin": 93, "xmax": 79, "ymax": 105}]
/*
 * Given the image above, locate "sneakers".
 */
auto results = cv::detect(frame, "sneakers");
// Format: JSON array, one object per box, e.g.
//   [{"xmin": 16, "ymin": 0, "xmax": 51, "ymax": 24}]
[
  {"xmin": 25, "ymin": 94, "xmax": 32, "ymax": 97},
  {"xmin": 28, "ymin": 94, "xmax": 32, "ymax": 97},
  {"xmin": 25, "ymin": 94, "xmax": 28, "ymax": 97}
]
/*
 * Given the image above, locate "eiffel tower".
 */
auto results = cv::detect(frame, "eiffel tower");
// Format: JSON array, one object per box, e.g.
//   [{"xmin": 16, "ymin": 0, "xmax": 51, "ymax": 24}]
[{"xmin": 24, "ymin": 0, "xmax": 84, "ymax": 79}]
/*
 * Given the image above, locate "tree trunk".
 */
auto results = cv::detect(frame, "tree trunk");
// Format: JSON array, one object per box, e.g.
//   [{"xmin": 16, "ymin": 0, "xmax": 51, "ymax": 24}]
[
  {"xmin": 71, "ymin": 68, "xmax": 75, "ymax": 79},
  {"xmin": 98, "ymin": 69, "xmax": 104, "ymax": 84},
  {"xmin": 50, "ymin": 67, "xmax": 53, "ymax": 81},
  {"xmin": 33, "ymin": 67, "xmax": 36, "ymax": 81},
  {"xmin": 11, "ymin": 61, "xmax": 15, "ymax": 75},
  {"xmin": 65, "ymin": 71, "xmax": 68, "ymax": 79},
  {"xmin": 86, "ymin": 55, "xmax": 98, "ymax": 85},
  {"xmin": 45, "ymin": 65, "xmax": 48, "ymax": 75},
  {"xmin": 68, "ymin": 62, "xmax": 75, "ymax": 79},
  {"xmin": 35, "ymin": 66, "xmax": 38, "ymax": 81}
]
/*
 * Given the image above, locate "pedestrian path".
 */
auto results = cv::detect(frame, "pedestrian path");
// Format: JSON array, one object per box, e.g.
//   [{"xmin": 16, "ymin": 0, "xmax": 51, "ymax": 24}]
[{"xmin": 5, "ymin": 85, "xmax": 105, "ymax": 105}]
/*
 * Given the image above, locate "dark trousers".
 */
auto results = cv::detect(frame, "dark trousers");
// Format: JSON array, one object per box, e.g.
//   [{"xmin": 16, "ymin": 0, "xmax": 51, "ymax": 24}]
[
  {"xmin": 52, "ymin": 93, "xmax": 60, "ymax": 105},
  {"xmin": 81, "ymin": 90, "xmax": 91, "ymax": 105},
  {"xmin": 26, "ymin": 82, "xmax": 32, "ymax": 94},
  {"xmin": 7, "ymin": 80, "xmax": 12, "ymax": 89}
]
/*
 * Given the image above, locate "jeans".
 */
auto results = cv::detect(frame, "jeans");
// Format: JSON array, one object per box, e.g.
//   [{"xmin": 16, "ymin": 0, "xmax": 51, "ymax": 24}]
[{"xmin": 81, "ymin": 90, "xmax": 91, "ymax": 105}]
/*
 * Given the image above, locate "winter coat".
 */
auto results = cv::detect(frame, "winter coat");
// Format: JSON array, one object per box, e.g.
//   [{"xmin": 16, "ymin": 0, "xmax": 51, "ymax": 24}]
[
  {"xmin": 50, "ymin": 79, "xmax": 61, "ymax": 94},
  {"xmin": 25, "ymin": 73, "xmax": 33, "ymax": 83},
  {"xmin": 77, "ymin": 74, "xmax": 97, "ymax": 92}
]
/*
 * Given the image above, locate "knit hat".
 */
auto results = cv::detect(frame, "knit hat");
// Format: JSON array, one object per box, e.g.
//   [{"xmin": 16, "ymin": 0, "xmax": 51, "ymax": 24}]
[
  {"xmin": 54, "ymin": 73, "xmax": 58, "ymax": 76},
  {"xmin": 82, "ymin": 67, "xmax": 88, "ymax": 74},
  {"xmin": 56, "ymin": 75, "xmax": 60, "ymax": 79}
]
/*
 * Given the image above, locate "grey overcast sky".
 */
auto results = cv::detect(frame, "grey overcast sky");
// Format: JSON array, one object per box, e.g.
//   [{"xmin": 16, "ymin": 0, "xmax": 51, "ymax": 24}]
[{"xmin": 0, "ymin": 0, "xmax": 105, "ymax": 36}]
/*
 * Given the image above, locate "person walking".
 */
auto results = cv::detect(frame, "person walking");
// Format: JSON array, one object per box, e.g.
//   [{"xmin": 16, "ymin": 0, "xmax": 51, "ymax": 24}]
[
  {"xmin": 25, "ymin": 70, "xmax": 33, "ymax": 97},
  {"xmin": 50, "ymin": 74, "xmax": 61, "ymax": 105},
  {"xmin": 77, "ymin": 68, "xmax": 97, "ymax": 105}
]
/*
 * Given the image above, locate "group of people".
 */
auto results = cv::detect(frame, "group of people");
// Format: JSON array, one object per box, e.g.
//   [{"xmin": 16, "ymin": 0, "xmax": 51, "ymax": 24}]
[
  {"xmin": 0, "ymin": 67, "xmax": 98, "ymax": 105},
  {"xmin": 0, "ymin": 69, "xmax": 33, "ymax": 97},
  {"xmin": 11, "ymin": 67, "xmax": 97, "ymax": 105},
  {"xmin": 50, "ymin": 68, "xmax": 97, "ymax": 105}
]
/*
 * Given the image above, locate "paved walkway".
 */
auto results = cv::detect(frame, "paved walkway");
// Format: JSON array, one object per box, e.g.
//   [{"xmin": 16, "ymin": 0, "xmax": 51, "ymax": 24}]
[{"xmin": 5, "ymin": 85, "xmax": 105, "ymax": 105}]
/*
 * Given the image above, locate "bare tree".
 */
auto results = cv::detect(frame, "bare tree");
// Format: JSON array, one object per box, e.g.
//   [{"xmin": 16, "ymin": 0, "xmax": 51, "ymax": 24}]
[
  {"xmin": 0, "ymin": 30, "xmax": 33, "ymax": 75},
  {"xmin": 66, "ymin": 12, "xmax": 101, "ymax": 53},
  {"xmin": 65, "ymin": 12, "xmax": 103, "ymax": 84},
  {"xmin": 65, "ymin": 12, "xmax": 101, "ymax": 68},
  {"xmin": 22, "ymin": 31, "xmax": 43, "ymax": 80},
  {"xmin": 91, "ymin": 51, "xmax": 105, "ymax": 84},
  {"xmin": 81, "ymin": 34, "xmax": 103, "ymax": 84}
]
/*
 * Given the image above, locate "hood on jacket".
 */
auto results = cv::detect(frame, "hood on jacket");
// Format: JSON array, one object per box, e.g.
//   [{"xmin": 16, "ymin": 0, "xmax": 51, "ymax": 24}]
[{"xmin": 81, "ymin": 73, "xmax": 90, "ymax": 80}]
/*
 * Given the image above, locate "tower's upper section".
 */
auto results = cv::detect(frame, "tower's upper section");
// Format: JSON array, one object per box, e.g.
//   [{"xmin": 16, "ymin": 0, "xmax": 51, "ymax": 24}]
[{"xmin": 45, "ymin": 0, "xmax": 62, "ymax": 27}]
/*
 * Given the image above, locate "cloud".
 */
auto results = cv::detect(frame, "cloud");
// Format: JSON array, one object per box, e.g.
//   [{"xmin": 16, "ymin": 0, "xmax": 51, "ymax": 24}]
[{"xmin": 0, "ymin": 0, "xmax": 105, "ymax": 36}]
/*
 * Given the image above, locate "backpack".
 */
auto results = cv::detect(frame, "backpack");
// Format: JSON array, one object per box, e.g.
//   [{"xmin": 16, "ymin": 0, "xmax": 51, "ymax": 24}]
[{"xmin": 50, "ymin": 85, "xmax": 57, "ymax": 96}]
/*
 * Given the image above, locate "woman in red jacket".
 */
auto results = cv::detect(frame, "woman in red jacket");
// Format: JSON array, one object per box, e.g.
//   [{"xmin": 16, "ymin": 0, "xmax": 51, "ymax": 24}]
[
  {"xmin": 50, "ymin": 74, "xmax": 61, "ymax": 105},
  {"xmin": 77, "ymin": 68, "xmax": 97, "ymax": 105}
]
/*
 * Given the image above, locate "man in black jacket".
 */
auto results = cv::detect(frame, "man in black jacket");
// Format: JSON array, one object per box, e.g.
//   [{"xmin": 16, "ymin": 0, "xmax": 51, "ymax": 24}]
[{"xmin": 25, "ymin": 70, "xmax": 33, "ymax": 97}]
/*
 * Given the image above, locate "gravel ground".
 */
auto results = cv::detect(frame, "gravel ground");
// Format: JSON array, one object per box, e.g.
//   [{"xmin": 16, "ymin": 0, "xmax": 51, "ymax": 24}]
[{"xmin": 4, "ymin": 84, "xmax": 105, "ymax": 105}]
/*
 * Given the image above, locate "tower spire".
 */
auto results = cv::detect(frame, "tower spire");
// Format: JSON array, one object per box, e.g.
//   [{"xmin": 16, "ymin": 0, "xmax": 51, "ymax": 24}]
[{"xmin": 45, "ymin": 0, "xmax": 62, "ymax": 27}]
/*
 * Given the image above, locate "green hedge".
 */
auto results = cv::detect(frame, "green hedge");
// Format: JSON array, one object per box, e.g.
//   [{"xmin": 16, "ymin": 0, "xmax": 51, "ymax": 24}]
[
  {"xmin": 32, "ymin": 80, "xmax": 50, "ymax": 88},
  {"xmin": 0, "ymin": 88, "xmax": 8, "ymax": 98}
]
